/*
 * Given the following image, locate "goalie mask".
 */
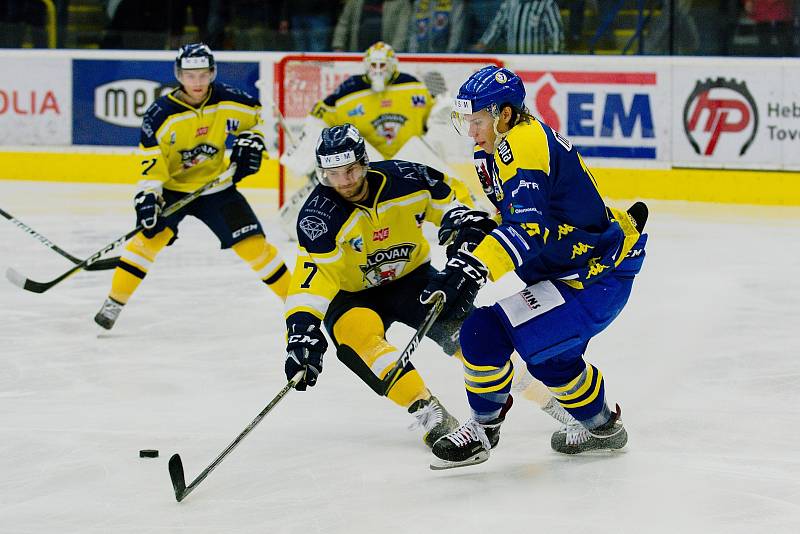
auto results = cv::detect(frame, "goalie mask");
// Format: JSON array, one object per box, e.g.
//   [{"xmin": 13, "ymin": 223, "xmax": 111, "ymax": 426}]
[
  {"xmin": 363, "ymin": 41, "xmax": 398, "ymax": 93},
  {"xmin": 174, "ymin": 43, "xmax": 217, "ymax": 84},
  {"xmin": 315, "ymin": 124, "xmax": 369, "ymax": 188},
  {"xmin": 451, "ymin": 66, "xmax": 526, "ymax": 139}
]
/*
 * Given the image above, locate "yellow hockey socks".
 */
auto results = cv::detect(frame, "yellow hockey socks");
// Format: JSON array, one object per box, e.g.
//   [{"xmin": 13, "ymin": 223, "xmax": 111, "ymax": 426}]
[
  {"xmin": 231, "ymin": 235, "xmax": 290, "ymax": 300},
  {"xmin": 333, "ymin": 307, "xmax": 429, "ymax": 407}
]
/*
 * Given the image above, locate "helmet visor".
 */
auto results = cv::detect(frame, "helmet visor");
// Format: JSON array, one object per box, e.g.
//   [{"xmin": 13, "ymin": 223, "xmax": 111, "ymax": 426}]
[
  {"xmin": 316, "ymin": 150, "xmax": 359, "ymax": 186},
  {"xmin": 451, "ymin": 98, "xmax": 478, "ymax": 137}
]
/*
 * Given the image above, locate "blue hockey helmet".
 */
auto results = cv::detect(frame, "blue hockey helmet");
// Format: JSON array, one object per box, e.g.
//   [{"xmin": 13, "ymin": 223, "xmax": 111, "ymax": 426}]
[
  {"xmin": 175, "ymin": 43, "xmax": 216, "ymax": 83},
  {"xmin": 315, "ymin": 124, "xmax": 369, "ymax": 186},
  {"xmin": 452, "ymin": 66, "xmax": 526, "ymax": 136}
]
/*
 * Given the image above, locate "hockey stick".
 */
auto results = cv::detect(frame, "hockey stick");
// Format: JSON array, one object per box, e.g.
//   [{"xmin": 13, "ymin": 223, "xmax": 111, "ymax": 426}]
[
  {"xmin": 255, "ymin": 87, "xmax": 318, "ymax": 235},
  {"xmin": 337, "ymin": 294, "xmax": 445, "ymax": 397},
  {"xmin": 168, "ymin": 370, "xmax": 304, "ymax": 502},
  {"xmin": 0, "ymin": 207, "xmax": 119, "ymax": 271},
  {"xmin": 270, "ymin": 99, "xmax": 318, "ymax": 226},
  {"xmin": 5, "ymin": 166, "xmax": 236, "ymax": 294}
]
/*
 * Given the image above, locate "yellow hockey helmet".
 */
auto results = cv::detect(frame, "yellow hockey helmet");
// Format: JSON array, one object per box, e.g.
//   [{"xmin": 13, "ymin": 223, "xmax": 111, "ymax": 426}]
[{"xmin": 363, "ymin": 41, "xmax": 398, "ymax": 93}]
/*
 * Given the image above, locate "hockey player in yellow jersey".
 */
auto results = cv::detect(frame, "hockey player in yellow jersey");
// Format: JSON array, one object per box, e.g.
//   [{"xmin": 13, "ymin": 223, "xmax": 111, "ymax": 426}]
[
  {"xmin": 94, "ymin": 44, "xmax": 291, "ymax": 330},
  {"xmin": 281, "ymin": 124, "xmax": 499, "ymax": 448},
  {"xmin": 279, "ymin": 41, "xmax": 475, "ymax": 212}
]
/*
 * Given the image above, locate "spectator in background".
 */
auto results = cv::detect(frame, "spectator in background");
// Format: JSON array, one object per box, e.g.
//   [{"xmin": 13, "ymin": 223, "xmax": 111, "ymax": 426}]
[
  {"xmin": 717, "ymin": 0, "xmax": 743, "ymax": 55},
  {"xmin": 332, "ymin": 0, "xmax": 412, "ymax": 51},
  {"xmin": 643, "ymin": 0, "xmax": 700, "ymax": 55},
  {"xmin": 0, "ymin": 0, "xmax": 50, "ymax": 47},
  {"xmin": 465, "ymin": 0, "xmax": 503, "ymax": 50},
  {"xmin": 102, "ymin": 0, "xmax": 171, "ymax": 49},
  {"xmin": 227, "ymin": 0, "xmax": 290, "ymax": 50},
  {"xmin": 744, "ymin": 0, "xmax": 793, "ymax": 56},
  {"xmin": 278, "ymin": 1, "xmax": 340, "ymax": 52},
  {"xmin": 566, "ymin": 0, "xmax": 619, "ymax": 51},
  {"xmin": 408, "ymin": 0, "xmax": 466, "ymax": 52},
  {"xmin": 472, "ymin": 0, "xmax": 564, "ymax": 54},
  {"xmin": 168, "ymin": 1, "xmax": 226, "ymax": 50}
]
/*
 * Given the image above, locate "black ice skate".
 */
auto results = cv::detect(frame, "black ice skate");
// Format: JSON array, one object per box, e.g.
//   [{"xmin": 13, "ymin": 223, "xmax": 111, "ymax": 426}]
[
  {"xmin": 430, "ymin": 396, "xmax": 512, "ymax": 470},
  {"xmin": 551, "ymin": 404, "xmax": 628, "ymax": 454},
  {"xmin": 94, "ymin": 297, "xmax": 124, "ymax": 330},
  {"xmin": 409, "ymin": 395, "xmax": 459, "ymax": 448}
]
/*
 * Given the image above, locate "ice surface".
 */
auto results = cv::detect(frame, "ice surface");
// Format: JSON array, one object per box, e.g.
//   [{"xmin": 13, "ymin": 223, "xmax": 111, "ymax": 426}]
[{"xmin": 1, "ymin": 180, "xmax": 799, "ymax": 533}]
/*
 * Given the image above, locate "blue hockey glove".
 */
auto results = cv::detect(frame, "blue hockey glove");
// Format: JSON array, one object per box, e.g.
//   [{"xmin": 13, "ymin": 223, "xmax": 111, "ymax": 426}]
[
  {"xmin": 421, "ymin": 250, "xmax": 488, "ymax": 320},
  {"xmin": 134, "ymin": 190, "xmax": 163, "ymax": 238},
  {"xmin": 438, "ymin": 207, "xmax": 497, "ymax": 258},
  {"xmin": 230, "ymin": 132, "xmax": 266, "ymax": 183},
  {"xmin": 285, "ymin": 323, "xmax": 327, "ymax": 391}
]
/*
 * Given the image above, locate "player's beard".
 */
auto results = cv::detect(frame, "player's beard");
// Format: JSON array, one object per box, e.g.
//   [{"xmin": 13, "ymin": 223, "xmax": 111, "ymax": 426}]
[{"xmin": 339, "ymin": 178, "xmax": 369, "ymax": 203}]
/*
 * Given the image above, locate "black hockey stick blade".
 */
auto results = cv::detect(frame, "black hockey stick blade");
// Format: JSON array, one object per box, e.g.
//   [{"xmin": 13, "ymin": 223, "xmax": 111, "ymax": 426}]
[
  {"xmin": 168, "ymin": 454, "xmax": 187, "ymax": 502},
  {"xmin": 337, "ymin": 345, "xmax": 386, "ymax": 395},
  {"xmin": 5, "ymin": 167, "xmax": 235, "ymax": 294},
  {"xmin": 1, "ymin": 207, "xmax": 119, "ymax": 271},
  {"xmin": 626, "ymin": 201, "xmax": 648, "ymax": 232},
  {"xmin": 166, "ymin": 371, "xmax": 302, "ymax": 503}
]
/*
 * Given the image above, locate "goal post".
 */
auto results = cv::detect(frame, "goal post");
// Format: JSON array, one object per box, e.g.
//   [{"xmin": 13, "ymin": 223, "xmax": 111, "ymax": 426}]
[{"xmin": 273, "ymin": 53, "xmax": 503, "ymax": 206}]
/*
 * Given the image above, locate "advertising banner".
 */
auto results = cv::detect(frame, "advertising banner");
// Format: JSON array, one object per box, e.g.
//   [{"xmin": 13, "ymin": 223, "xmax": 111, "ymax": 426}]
[
  {"xmin": 511, "ymin": 65, "xmax": 670, "ymax": 167},
  {"xmin": 671, "ymin": 62, "xmax": 789, "ymax": 170},
  {"xmin": 72, "ymin": 59, "xmax": 259, "ymax": 146},
  {"xmin": 0, "ymin": 57, "xmax": 71, "ymax": 145},
  {"xmin": 780, "ymin": 67, "xmax": 800, "ymax": 170}
]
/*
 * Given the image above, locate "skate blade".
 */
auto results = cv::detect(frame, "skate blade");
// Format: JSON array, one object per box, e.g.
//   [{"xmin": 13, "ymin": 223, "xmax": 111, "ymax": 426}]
[{"xmin": 429, "ymin": 451, "xmax": 489, "ymax": 470}]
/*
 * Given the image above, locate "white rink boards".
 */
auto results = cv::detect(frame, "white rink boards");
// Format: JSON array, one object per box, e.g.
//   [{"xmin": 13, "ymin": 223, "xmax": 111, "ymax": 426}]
[{"xmin": 1, "ymin": 180, "xmax": 799, "ymax": 533}]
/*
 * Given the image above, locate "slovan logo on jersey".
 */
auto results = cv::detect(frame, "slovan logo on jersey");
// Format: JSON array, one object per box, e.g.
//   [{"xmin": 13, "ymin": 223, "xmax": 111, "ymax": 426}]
[
  {"xmin": 372, "ymin": 114, "xmax": 407, "ymax": 143},
  {"xmin": 360, "ymin": 243, "xmax": 416, "ymax": 286},
  {"xmin": 94, "ymin": 79, "xmax": 174, "ymax": 128},
  {"xmin": 180, "ymin": 144, "xmax": 219, "ymax": 169}
]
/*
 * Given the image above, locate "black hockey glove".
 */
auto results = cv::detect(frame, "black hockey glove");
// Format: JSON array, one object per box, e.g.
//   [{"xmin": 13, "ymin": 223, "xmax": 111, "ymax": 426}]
[
  {"xmin": 134, "ymin": 190, "xmax": 164, "ymax": 238},
  {"xmin": 285, "ymin": 323, "xmax": 327, "ymax": 391},
  {"xmin": 420, "ymin": 250, "xmax": 488, "ymax": 320},
  {"xmin": 230, "ymin": 132, "xmax": 266, "ymax": 183},
  {"xmin": 438, "ymin": 207, "xmax": 497, "ymax": 258}
]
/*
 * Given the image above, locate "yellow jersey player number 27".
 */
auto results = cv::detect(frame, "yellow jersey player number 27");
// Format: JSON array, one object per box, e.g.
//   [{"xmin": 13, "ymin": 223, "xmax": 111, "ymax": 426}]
[{"xmin": 94, "ymin": 43, "xmax": 291, "ymax": 331}]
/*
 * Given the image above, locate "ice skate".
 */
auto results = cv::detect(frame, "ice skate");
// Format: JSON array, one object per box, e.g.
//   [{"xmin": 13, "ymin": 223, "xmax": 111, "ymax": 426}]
[
  {"xmin": 430, "ymin": 396, "xmax": 512, "ymax": 470},
  {"xmin": 94, "ymin": 297, "xmax": 124, "ymax": 330},
  {"xmin": 551, "ymin": 404, "xmax": 628, "ymax": 454},
  {"xmin": 409, "ymin": 395, "xmax": 459, "ymax": 448}
]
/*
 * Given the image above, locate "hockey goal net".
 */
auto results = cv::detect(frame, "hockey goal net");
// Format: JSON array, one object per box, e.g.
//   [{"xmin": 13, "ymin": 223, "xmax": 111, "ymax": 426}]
[{"xmin": 273, "ymin": 54, "xmax": 503, "ymax": 205}]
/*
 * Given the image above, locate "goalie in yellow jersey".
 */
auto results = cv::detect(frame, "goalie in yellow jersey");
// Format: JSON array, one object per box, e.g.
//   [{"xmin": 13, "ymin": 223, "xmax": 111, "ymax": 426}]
[
  {"xmin": 279, "ymin": 41, "xmax": 477, "ymax": 235},
  {"xmin": 93, "ymin": 44, "xmax": 291, "ymax": 330}
]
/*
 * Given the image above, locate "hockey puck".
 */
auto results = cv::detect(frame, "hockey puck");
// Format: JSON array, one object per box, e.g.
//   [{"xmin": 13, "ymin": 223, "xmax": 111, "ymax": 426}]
[{"xmin": 139, "ymin": 449, "xmax": 159, "ymax": 458}]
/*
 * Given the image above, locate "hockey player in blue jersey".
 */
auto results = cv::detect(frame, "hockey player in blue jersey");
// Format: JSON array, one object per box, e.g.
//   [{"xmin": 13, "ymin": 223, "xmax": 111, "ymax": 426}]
[{"xmin": 424, "ymin": 66, "xmax": 648, "ymax": 469}]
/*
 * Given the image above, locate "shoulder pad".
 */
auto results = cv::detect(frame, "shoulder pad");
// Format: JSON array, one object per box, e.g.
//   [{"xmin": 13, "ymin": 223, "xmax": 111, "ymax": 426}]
[
  {"xmin": 372, "ymin": 160, "xmax": 443, "ymax": 187},
  {"xmin": 296, "ymin": 187, "xmax": 349, "ymax": 250},
  {"xmin": 325, "ymin": 75, "xmax": 371, "ymax": 105},
  {"xmin": 210, "ymin": 82, "xmax": 260, "ymax": 107},
  {"xmin": 392, "ymin": 73, "xmax": 420, "ymax": 85},
  {"xmin": 497, "ymin": 121, "xmax": 550, "ymax": 182},
  {"xmin": 140, "ymin": 99, "xmax": 171, "ymax": 147}
]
